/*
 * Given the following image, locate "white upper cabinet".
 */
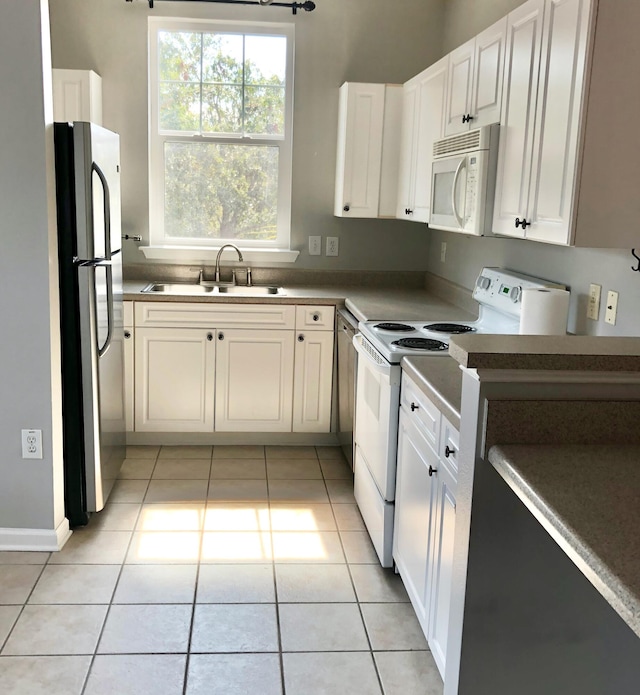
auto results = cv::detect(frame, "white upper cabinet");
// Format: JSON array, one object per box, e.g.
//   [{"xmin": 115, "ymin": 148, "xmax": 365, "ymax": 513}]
[
  {"xmin": 334, "ymin": 82, "xmax": 402, "ymax": 218},
  {"xmin": 52, "ymin": 69, "xmax": 103, "ymax": 125},
  {"xmin": 396, "ymin": 57, "xmax": 448, "ymax": 223},
  {"xmin": 444, "ymin": 18, "xmax": 506, "ymax": 136}
]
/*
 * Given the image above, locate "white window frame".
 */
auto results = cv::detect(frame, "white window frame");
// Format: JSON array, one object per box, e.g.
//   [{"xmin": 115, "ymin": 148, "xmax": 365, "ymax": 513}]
[{"xmin": 148, "ymin": 17, "xmax": 294, "ymax": 256}]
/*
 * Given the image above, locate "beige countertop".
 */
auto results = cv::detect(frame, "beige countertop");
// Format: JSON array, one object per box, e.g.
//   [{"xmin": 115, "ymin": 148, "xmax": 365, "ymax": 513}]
[
  {"xmin": 449, "ymin": 334, "xmax": 640, "ymax": 371},
  {"xmin": 489, "ymin": 443, "xmax": 640, "ymax": 639},
  {"xmin": 401, "ymin": 356, "xmax": 463, "ymax": 430}
]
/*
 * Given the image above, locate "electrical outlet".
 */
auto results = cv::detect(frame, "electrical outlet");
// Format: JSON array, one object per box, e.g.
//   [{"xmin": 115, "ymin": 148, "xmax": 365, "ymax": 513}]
[
  {"xmin": 308, "ymin": 236, "xmax": 321, "ymax": 256},
  {"xmin": 604, "ymin": 290, "xmax": 619, "ymax": 325},
  {"xmin": 440, "ymin": 242, "xmax": 447, "ymax": 263},
  {"xmin": 21, "ymin": 429, "xmax": 43, "ymax": 459},
  {"xmin": 587, "ymin": 283, "xmax": 601, "ymax": 320},
  {"xmin": 326, "ymin": 237, "xmax": 339, "ymax": 257}
]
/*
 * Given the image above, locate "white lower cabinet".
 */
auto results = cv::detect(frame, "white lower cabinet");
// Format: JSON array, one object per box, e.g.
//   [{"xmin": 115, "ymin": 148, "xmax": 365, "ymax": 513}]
[
  {"xmin": 123, "ymin": 302, "xmax": 134, "ymax": 433},
  {"xmin": 293, "ymin": 330, "xmax": 334, "ymax": 433},
  {"xmin": 393, "ymin": 372, "xmax": 458, "ymax": 679},
  {"xmin": 215, "ymin": 328, "xmax": 294, "ymax": 432},
  {"xmin": 135, "ymin": 326, "xmax": 215, "ymax": 432}
]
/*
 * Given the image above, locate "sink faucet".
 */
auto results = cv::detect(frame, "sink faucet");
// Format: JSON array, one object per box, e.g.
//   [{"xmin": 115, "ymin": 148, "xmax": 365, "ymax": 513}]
[
  {"xmin": 215, "ymin": 244, "xmax": 244, "ymax": 283},
  {"xmin": 189, "ymin": 267, "xmax": 204, "ymax": 284}
]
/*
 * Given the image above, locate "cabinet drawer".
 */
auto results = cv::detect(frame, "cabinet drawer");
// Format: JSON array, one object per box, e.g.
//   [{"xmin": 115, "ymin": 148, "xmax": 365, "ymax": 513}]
[
  {"xmin": 135, "ymin": 302, "xmax": 295, "ymax": 329},
  {"xmin": 439, "ymin": 416, "xmax": 460, "ymax": 475},
  {"xmin": 400, "ymin": 373, "xmax": 441, "ymax": 451},
  {"xmin": 295, "ymin": 305, "xmax": 335, "ymax": 330}
]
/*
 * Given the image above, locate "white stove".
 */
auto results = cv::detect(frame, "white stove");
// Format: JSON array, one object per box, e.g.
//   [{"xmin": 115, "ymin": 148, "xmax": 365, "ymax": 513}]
[{"xmin": 352, "ymin": 267, "xmax": 566, "ymax": 568}]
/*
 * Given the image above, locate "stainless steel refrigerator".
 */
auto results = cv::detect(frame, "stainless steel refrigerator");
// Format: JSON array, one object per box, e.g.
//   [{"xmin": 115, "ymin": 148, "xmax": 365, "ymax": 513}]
[{"xmin": 54, "ymin": 121, "xmax": 126, "ymax": 527}]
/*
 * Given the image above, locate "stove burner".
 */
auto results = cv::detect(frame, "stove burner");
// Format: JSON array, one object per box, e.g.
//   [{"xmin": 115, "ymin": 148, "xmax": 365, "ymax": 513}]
[
  {"xmin": 374, "ymin": 322, "xmax": 415, "ymax": 332},
  {"xmin": 424, "ymin": 323, "xmax": 476, "ymax": 334},
  {"xmin": 392, "ymin": 338, "xmax": 449, "ymax": 351}
]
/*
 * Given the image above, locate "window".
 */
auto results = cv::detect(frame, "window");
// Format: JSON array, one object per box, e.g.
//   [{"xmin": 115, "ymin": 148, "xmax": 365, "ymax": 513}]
[{"xmin": 148, "ymin": 18, "xmax": 294, "ymax": 251}]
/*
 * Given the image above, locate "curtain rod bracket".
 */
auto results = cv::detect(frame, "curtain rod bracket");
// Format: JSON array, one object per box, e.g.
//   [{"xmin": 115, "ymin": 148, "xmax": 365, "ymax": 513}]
[{"xmin": 126, "ymin": 0, "xmax": 316, "ymax": 14}]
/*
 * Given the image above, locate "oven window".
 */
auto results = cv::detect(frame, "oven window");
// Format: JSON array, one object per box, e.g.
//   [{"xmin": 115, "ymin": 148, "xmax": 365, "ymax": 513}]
[{"xmin": 433, "ymin": 171, "xmax": 455, "ymax": 216}]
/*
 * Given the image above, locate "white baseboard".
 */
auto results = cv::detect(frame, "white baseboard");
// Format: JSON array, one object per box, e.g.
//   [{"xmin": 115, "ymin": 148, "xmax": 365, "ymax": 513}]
[{"xmin": 0, "ymin": 518, "xmax": 72, "ymax": 552}]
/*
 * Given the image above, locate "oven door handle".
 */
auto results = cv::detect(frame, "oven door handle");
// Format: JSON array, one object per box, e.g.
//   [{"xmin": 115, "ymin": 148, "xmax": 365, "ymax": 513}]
[
  {"xmin": 353, "ymin": 333, "xmax": 398, "ymax": 379},
  {"xmin": 451, "ymin": 156, "xmax": 467, "ymax": 229}
]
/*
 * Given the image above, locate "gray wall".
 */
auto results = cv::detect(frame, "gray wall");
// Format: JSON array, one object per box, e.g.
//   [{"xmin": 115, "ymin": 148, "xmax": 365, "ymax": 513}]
[
  {"xmin": 49, "ymin": 0, "xmax": 445, "ymax": 271},
  {"xmin": 0, "ymin": 0, "xmax": 65, "ymax": 533},
  {"xmin": 429, "ymin": 0, "xmax": 640, "ymax": 337}
]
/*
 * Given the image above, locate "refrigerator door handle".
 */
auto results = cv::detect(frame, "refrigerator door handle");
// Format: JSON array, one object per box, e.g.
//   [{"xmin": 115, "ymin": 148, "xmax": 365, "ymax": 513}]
[{"xmin": 91, "ymin": 161, "xmax": 114, "ymax": 358}]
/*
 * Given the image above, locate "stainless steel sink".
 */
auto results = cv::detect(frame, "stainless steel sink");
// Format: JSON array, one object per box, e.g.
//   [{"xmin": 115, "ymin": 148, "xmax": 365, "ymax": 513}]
[
  {"xmin": 215, "ymin": 285, "xmax": 284, "ymax": 296},
  {"xmin": 141, "ymin": 282, "xmax": 215, "ymax": 295}
]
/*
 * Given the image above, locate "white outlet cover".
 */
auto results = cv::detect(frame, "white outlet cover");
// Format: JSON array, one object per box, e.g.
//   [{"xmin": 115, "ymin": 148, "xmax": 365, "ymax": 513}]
[
  {"xmin": 21, "ymin": 429, "xmax": 43, "ymax": 459},
  {"xmin": 604, "ymin": 290, "xmax": 618, "ymax": 325},
  {"xmin": 326, "ymin": 237, "xmax": 339, "ymax": 257}
]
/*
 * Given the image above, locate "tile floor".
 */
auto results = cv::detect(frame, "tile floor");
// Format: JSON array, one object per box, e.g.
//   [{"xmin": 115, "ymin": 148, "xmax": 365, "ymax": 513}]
[{"xmin": 0, "ymin": 445, "xmax": 443, "ymax": 695}]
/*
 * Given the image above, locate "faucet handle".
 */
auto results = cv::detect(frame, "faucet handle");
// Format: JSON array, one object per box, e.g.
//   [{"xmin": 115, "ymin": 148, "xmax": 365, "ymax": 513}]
[
  {"xmin": 189, "ymin": 267, "xmax": 204, "ymax": 284},
  {"xmin": 246, "ymin": 267, "xmax": 253, "ymax": 287}
]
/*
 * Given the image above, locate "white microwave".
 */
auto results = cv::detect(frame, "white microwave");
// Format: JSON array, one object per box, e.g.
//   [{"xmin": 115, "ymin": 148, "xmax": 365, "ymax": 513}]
[{"xmin": 429, "ymin": 123, "xmax": 500, "ymax": 235}]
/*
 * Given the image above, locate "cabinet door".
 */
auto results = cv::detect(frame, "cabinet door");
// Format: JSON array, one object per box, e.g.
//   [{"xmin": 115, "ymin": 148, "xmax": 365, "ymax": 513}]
[
  {"xmin": 135, "ymin": 327, "xmax": 215, "ymax": 432},
  {"xmin": 215, "ymin": 329, "xmax": 294, "ymax": 432},
  {"xmin": 427, "ymin": 456, "xmax": 457, "ymax": 679},
  {"xmin": 471, "ymin": 17, "xmax": 507, "ymax": 129},
  {"xmin": 492, "ymin": 0, "xmax": 545, "ymax": 238},
  {"xmin": 123, "ymin": 326, "xmax": 134, "ymax": 433},
  {"xmin": 396, "ymin": 79, "xmax": 419, "ymax": 220},
  {"xmin": 293, "ymin": 331, "xmax": 334, "ymax": 433},
  {"xmin": 527, "ymin": 0, "xmax": 592, "ymax": 244},
  {"xmin": 393, "ymin": 409, "xmax": 439, "ymax": 633},
  {"xmin": 52, "ymin": 69, "xmax": 103, "ymax": 125},
  {"xmin": 334, "ymin": 83, "xmax": 385, "ymax": 218},
  {"xmin": 444, "ymin": 39, "xmax": 475, "ymax": 136}
]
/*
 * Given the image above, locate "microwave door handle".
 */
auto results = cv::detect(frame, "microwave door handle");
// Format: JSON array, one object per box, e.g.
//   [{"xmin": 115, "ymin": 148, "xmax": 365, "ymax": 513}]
[{"xmin": 451, "ymin": 157, "xmax": 467, "ymax": 229}]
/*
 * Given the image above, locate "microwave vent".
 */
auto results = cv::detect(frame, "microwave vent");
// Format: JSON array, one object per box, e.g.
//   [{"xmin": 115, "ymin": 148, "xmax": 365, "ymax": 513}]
[{"xmin": 433, "ymin": 130, "xmax": 481, "ymax": 157}]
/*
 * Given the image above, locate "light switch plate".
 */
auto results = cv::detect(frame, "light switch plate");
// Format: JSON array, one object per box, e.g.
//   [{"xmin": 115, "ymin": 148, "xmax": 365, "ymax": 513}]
[
  {"xmin": 308, "ymin": 236, "xmax": 321, "ymax": 256},
  {"xmin": 604, "ymin": 290, "xmax": 618, "ymax": 325},
  {"xmin": 587, "ymin": 283, "xmax": 601, "ymax": 320}
]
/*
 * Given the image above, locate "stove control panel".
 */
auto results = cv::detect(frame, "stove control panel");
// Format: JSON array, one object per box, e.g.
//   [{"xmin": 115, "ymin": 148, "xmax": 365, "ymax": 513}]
[{"xmin": 473, "ymin": 267, "xmax": 565, "ymax": 318}]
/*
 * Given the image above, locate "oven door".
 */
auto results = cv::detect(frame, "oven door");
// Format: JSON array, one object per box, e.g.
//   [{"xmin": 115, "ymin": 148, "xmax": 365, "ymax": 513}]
[{"xmin": 353, "ymin": 334, "xmax": 401, "ymax": 501}]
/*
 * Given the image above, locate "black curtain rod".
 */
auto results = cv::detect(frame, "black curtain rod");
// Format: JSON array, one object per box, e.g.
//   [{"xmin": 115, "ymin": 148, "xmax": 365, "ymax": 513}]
[{"xmin": 125, "ymin": 0, "xmax": 316, "ymax": 14}]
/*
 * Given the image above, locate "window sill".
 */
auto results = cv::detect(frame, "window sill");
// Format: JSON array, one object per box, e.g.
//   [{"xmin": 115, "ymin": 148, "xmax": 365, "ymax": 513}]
[{"xmin": 140, "ymin": 245, "xmax": 300, "ymax": 264}]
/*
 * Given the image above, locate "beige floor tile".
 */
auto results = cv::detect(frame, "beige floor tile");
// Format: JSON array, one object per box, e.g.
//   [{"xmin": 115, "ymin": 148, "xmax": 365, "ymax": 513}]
[
  {"xmin": 91, "ymin": 503, "xmax": 141, "ymax": 531},
  {"xmin": 98, "ymin": 604, "xmax": 192, "ymax": 654},
  {"xmin": 2, "ymin": 605, "xmax": 108, "ymax": 655},
  {"xmin": 210, "ymin": 459, "xmax": 266, "ymax": 479},
  {"xmin": 272, "ymin": 531, "xmax": 345, "ymax": 564},
  {"xmin": 0, "ymin": 551, "xmax": 50, "ymax": 565},
  {"xmin": 275, "ymin": 564, "xmax": 355, "ymax": 603},
  {"xmin": 158, "ymin": 445, "xmax": 212, "ymax": 459},
  {"xmin": 191, "ymin": 604, "xmax": 278, "ymax": 653},
  {"xmin": 266, "ymin": 460, "xmax": 323, "ymax": 480},
  {"xmin": 145, "ymin": 479, "xmax": 209, "ymax": 504},
  {"xmin": 0, "ymin": 565, "xmax": 43, "ymax": 604},
  {"xmin": 332, "ymin": 503, "xmax": 366, "ymax": 532},
  {"xmin": 118, "ymin": 459, "xmax": 156, "ymax": 480},
  {"xmin": 208, "ymin": 479, "xmax": 268, "ymax": 502},
  {"xmin": 269, "ymin": 504, "xmax": 336, "ymax": 532},
  {"xmin": 267, "ymin": 479, "xmax": 329, "ymax": 503},
  {"xmin": 283, "ymin": 652, "xmax": 382, "ymax": 695},
  {"xmin": 266, "ymin": 446, "xmax": 317, "ymax": 459},
  {"xmin": 136, "ymin": 503, "xmax": 206, "ymax": 532},
  {"xmin": 0, "ymin": 605, "xmax": 21, "ymax": 644},
  {"xmin": 361, "ymin": 603, "xmax": 428, "ymax": 651},
  {"xmin": 325, "ymin": 479, "xmax": 355, "ymax": 503},
  {"xmin": 126, "ymin": 445, "xmax": 160, "ymax": 459},
  {"xmin": 339, "ymin": 532, "xmax": 379, "ymax": 564},
  {"xmin": 29, "ymin": 565, "xmax": 120, "ymax": 605},
  {"xmin": 203, "ymin": 504, "xmax": 270, "ymax": 531},
  {"xmin": 187, "ymin": 654, "xmax": 281, "ymax": 695},
  {"xmin": 85, "ymin": 654, "xmax": 187, "ymax": 695},
  {"xmin": 279, "ymin": 603, "xmax": 369, "ymax": 652},
  {"xmin": 126, "ymin": 531, "xmax": 201, "ymax": 564},
  {"xmin": 315, "ymin": 446, "xmax": 347, "ymax": 461},
  {"xmin": 319, "ymin": 459, "xmax": 353, "ymax": 480},
  {"xmin": 197, "ymin": 564, "xmax": 275, "ymax": 603},
  {"xmin": 213, "ymin": 445, "xmax": 265, "ymax": 459},
  {"xmin": 349, "ymin": 564, "xmax": 410, "ymax": 603},
  {"xmin": 152, "ymin": 459, "xmax": 211, "ymax": 480},
  {"xmin": 113, "ymin": 565, "xmax": 197, "ymax": 604},
  {"xmin": 109, "ymin": 480, "xmax": 149, "ymax": 504},
  {"xmin": 48, "ymin": 531, "xmax": 132, "ymax": 565},
  {"xmin": 374, "ymin": 651, "xmax": 443, "ymax": 695},
  {"xmin": 200, "ymin": 532, "xmax": 273, "ymax": 564},
  {"xmin": 0, "ymin": 655, "xmax": 92, "ymax": 695}
]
